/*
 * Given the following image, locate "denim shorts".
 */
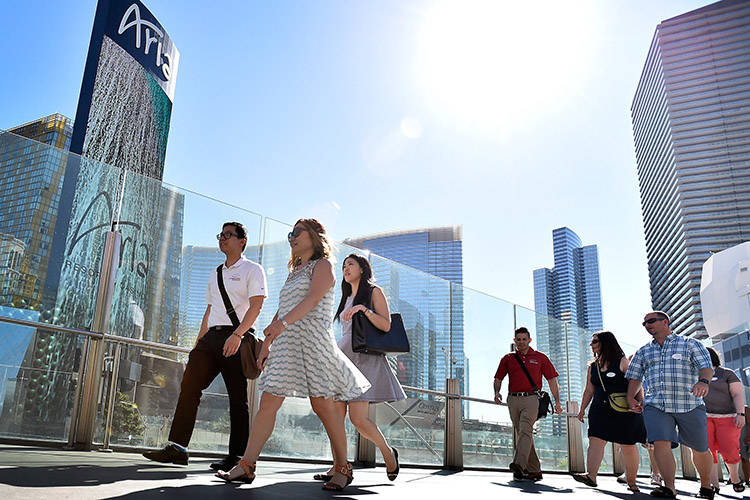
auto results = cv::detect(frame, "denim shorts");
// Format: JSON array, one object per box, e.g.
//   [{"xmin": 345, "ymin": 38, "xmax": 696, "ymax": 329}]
[{"xmin": 642, "ymin": 405, "xmax": 709, "ymax": 452}]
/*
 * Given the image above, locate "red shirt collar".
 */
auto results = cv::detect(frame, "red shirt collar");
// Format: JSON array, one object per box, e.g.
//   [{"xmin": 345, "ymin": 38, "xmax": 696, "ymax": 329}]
[{"xmin": 516, "ymin": 347, "xmax": 535, "ymax": 356}]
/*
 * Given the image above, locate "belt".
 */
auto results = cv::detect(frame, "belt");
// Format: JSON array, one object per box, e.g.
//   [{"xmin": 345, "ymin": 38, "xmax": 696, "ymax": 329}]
[
  {"xmin": 208, "ymin": 325, "xmax": 255, "ymax": 333},
  {"xmin": 509, "ymin": 391, "xmax": 538, "ymax": 397}
]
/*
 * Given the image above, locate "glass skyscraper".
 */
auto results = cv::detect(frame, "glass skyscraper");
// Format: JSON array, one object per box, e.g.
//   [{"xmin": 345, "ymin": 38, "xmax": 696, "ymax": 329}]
[
  {"xmin": 533, "ymin": 227, "xmax": 603, "ymax": 411},
  {"xmin": 631, "ymin": 0, "xmax": 750, "ymax": 339},
  {"xmin": 0, "ymin": 114, "xmax": 73, "ymax": 314},
  {"xmin": 343, "ymin": 227, "xmax": 465, "ymax": 399},
  {"xmin": 178, "ymin": 245, "xmax": 224, "ymax": 347}
]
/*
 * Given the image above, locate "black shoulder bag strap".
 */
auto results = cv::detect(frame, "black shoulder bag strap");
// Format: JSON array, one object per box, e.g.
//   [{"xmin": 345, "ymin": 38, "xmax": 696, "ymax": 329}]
[
  {"xmin": 513, "ymin": 353, "xmax": 540, "ymax": 393},
  {"xmin": 216, "ymin": 264, "xmax": 241, "ymax": 330}
]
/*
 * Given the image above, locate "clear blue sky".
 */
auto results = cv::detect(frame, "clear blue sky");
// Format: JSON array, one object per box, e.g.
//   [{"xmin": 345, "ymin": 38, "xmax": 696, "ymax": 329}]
[{"xmin": 1, "ymin": 0, "xmax": 709, "ymax": 348}]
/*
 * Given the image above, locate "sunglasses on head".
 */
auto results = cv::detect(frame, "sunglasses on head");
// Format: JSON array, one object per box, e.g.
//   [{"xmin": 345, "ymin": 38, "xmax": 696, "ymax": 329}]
[
  {"xmin": 287, "ymin": 226, "xmax": 307, "ymax": 241},
  {"xmin": 642, "ymin": 317, "xmax": 663, "ymax": 326}
]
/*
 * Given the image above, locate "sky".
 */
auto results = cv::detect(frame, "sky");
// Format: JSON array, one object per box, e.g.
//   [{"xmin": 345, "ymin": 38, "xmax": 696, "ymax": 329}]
[{"xmin": 1, "ymin": 0, "xmax": 712, "ymax": 351}]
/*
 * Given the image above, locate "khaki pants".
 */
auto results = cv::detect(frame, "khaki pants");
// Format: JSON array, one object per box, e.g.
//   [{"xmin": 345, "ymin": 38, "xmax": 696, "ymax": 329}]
[{"xmin": 508, "ymin": 394, "xmax": 541, "ymax": 473}]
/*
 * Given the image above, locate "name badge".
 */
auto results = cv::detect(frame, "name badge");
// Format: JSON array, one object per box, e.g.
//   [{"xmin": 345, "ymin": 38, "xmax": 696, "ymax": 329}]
[
  {"xmin": 529, "ymin": 359, "xmax": 538, "ymax": 364},
  {"xmin": 711, "ymin": 377, "xmax": 718, "ymax": 381},
  {"xmin": 606, "ymin": 372, "xmax": 616, "ymax": 377},
  {"xmin": 671, "ymin": 353, "xmax": 682, "ymax": 360}
]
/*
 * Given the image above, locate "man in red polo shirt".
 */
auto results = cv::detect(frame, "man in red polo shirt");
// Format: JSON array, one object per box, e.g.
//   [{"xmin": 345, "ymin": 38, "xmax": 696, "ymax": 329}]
[{"xmin": 494, "ymin": 327, "xmax": 563, "ymax": 481}]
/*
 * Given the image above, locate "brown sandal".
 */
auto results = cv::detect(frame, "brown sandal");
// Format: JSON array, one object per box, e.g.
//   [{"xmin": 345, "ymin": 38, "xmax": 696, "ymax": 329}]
[
  {"xmin": 322, "ymin": 462, "xmax": 353, "ymax": 491},
  {"xmin": 215, "ymin": 458, "xmax": 255, "ymax": 484}
]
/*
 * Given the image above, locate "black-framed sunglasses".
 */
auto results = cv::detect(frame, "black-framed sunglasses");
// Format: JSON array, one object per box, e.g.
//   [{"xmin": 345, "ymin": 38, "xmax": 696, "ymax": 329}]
[
  {"xmin": 590, "ymin": 339, "xmax": 600, "ymax": 345},
  {"xmin": 287, "ymin": 227, "xmax": 307, "ymax": 241},
  {"xmin": 216, "ymin": 231, "xmax": 239, "ymax": 241},
  {"xmin": 642, "ymin": 318, "xmax": 663, "ymax": 327}
]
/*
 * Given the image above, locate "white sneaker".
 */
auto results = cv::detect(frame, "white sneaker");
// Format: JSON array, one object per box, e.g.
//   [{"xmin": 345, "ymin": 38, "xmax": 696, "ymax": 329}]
[
  {"xmin": 617, "ymin": 473, "xmax": 628, "ymax": 484},
  {"xmin": 650, "ymin": 473, "xmax": 662, "ymax": 486}
]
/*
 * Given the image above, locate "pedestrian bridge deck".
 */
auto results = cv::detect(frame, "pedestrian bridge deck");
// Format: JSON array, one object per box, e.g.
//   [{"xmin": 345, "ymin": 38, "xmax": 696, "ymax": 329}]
[{"xmin": 0, "ymin": 445, "xmax": 736, "ymax": 500}]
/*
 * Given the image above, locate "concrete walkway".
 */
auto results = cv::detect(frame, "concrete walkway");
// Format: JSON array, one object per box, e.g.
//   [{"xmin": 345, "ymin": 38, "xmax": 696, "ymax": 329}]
[{"xmin": 0, "ymin": 445, "xmax": 745, "ymax": 500}]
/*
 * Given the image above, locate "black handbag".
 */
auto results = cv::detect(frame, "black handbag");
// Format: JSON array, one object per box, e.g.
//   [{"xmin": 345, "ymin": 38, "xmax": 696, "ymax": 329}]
[
  {"xmin": 216, "ymin": 265, "xmax": 263, "ymax": 379},
  {"xmin": 351, "ymin": 287, "xmax": 410, "ymax": 355},
  {"xmin": 512, "ymin": 353, "xmax": 553, "ymax": 420}
]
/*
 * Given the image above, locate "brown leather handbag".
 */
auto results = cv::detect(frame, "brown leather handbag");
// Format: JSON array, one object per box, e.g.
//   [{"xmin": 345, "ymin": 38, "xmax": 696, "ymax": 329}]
[{"xmin": 216, "ymin": 265, "xmax": 263, "ymax": 379}]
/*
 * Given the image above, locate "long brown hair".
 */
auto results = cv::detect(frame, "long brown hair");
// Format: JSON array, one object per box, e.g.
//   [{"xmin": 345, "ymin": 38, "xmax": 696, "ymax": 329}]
[
  {"xmin": 288, "ymin": 218, "xmax": 334, "ymax": 271},
  {"xmin": 590, "ymin": 330, "xmax": 625, "ymax": 370},
  {"xmin": 335, "ymin": 253, "xmax": 376, "ymax": 321}
]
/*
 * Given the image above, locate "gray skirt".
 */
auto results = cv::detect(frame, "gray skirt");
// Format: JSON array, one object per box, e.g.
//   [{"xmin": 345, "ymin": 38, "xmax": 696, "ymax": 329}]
[{"xmin": 338, "ymin": 333, "xmax": 406, "ymax": 403}]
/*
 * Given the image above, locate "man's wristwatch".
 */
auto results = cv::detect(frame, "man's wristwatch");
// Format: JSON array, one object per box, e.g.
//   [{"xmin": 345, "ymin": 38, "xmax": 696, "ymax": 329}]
[
  {"xmin": 698, "ymin": 378, "xmax": 710, "ymax": 385},
  {"xmin": 280, "ymin": 316, "xmax": 288, "ymax": 328}
]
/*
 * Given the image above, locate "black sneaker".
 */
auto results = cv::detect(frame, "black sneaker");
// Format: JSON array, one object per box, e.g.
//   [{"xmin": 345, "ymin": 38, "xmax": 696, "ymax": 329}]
[
  {"xmin": 142, "ymin": 443, "xmax": 188, "ymax": 465},
  {"xmin": 210, "ymin": 455, "xmax": 240, "ymax": 471},
  {"xmin": 509, "ymin": 462, "xmax": 525, "ymax": 481}
]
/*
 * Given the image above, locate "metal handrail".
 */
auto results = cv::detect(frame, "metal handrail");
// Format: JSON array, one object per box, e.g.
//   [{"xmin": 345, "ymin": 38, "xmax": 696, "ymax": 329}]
[{"xmin": 0, "ymin": 315, "xmax": 581, "ymax": 416}]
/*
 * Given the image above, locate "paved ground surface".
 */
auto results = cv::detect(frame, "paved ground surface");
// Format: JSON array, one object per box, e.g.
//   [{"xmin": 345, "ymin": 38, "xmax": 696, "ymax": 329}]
[{"xmin": 0, "ymin": 445, "xmax": 747, "ymax": 500}]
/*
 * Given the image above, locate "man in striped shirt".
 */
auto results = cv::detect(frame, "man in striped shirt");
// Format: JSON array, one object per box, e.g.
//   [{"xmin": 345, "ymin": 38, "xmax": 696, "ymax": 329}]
[{"xmin": 626, "ymin": 311, "xmax": 714, "ymax": 499}]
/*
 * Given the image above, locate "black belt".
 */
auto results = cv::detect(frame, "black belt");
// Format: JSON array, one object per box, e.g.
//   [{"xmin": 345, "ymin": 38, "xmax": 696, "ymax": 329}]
[
  {"xmin": 208, "ymin": 325, "xmax": 255, "ymax": 333},
  {"xmin": 509, "ymin": 391, "xmax": 538, "ymax": 397}
]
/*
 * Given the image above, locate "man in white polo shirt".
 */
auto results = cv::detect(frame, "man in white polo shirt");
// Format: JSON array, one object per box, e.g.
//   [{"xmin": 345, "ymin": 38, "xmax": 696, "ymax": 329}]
[{"xmin": 143, "ymin": 222, "xmax": 267, "ymax": 471}]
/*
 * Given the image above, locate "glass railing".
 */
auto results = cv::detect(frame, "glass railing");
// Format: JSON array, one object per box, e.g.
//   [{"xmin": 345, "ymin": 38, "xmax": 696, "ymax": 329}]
[{"xmin": 0, "ymin": 129, "xmax": 713, "ymax": 477}]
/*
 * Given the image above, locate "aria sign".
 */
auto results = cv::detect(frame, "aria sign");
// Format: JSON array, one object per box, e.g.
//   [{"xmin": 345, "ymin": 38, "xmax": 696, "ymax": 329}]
[{"xmin": 118, "ymin": 3, "xmax": 175, "ymax": 81}]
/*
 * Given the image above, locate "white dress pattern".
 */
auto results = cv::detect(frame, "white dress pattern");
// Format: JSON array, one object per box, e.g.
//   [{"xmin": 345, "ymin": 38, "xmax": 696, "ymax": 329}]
[{"xmin": 258, "ymin": 259, "xmax": 371, "ymax": 400}]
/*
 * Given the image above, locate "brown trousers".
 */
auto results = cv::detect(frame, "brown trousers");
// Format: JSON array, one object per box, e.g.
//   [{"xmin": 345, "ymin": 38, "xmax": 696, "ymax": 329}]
[{"xmin": 508, "ymin": 394, "xmax": 541, "ymax": 473}]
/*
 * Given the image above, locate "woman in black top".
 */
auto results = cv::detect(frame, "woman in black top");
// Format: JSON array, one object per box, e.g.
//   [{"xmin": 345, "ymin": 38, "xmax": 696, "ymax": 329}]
[{"xmin": 573, "ymin": 331, "xmax": 647, "ymax": 491}]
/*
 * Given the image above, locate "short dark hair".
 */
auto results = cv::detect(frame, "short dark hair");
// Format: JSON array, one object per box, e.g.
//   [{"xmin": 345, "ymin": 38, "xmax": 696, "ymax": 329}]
[
  {"xmin": 223, "ymin": 221, "xmax": 247, "ymax": 250},
  {"xmin": 648, "ymin": 310, "xmax": 670, "ymax": 323},
  {"xmin": 514, "ymin": 327, "xmax": 530, "ymax": 338},
  {"xmin": 706, "ymin": 346, "xmax": 721, "ymax": 367}
]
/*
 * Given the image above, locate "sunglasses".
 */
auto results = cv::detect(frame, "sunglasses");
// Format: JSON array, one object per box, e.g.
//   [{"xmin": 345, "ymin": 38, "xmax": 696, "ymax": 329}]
[
  {"xmin": 287, "ymin": 227, "xmax": 307, "ymax": 241},
  {"xmin": 216, "ymin": 231, "xmax": 239, "ymax": 241},
  {"xmin": 590, "ymin": 339, "xmax": 600, "ymax": 345},
  {"xmin": 642, "ymin": 318, "xmax": 663, "ymax": 327}
]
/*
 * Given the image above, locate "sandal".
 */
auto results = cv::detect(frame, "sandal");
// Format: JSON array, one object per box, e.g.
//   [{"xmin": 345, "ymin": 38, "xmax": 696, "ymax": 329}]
[
  {"xmin": 732, "ymin": 482, "xmax": 745, "ymax": 493},
  {"xmin": 650, "ymin": 486, "xmax": 677, "ymax": 498},
  {"xmin": 322, "ymin": 462, "xmax": 353, "ymax": 491},
  {"xmin": 387, "ymin": 447, "xmax": 400, "ymax": 481},
  {"xmin": 627, "ymin": 484, "xmax": 640, "ymax": 493},
  {"xmin": 572, "ymin": 473, "xmax": 597, "ymax": 487},
  {"xmin": 215, "ymin": 458, "xmax": 255, "ymax": 484},
  {"xmin": 694, "ymin": 486, "xmax": 715, "ymax": 499},
  {"xmin": 313, "ymin": 470, "xmax": 333, "ymax": 481}
]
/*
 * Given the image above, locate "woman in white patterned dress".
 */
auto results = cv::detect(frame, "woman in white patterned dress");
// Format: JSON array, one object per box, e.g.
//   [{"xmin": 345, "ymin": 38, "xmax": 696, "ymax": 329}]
[{"xmin": 216, "ymin": 218, "xmax": 370, "ymax": 491}]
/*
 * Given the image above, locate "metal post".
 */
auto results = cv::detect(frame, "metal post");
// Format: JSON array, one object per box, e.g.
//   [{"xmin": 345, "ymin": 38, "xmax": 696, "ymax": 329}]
[
  {"xmin": 680, "ymin": 444, "xmax": 697, "ymax": 479},
  {"xmin": 563, "ymin": 322, "xmax": 571, "ymax": 402},
  {"xmin": 444, "ymin": 378, "xmax": 463, "ymax": 470},
  {"xmin": 566, "ymin": 401, "xmax": 585, "ymax": 473},
  {"xmin": 612, "ymin": 443, "xmax": 625, "ymax": 476},
  {"xmin": 100, "ymin": 342, "xmax": 122, "ymax": 452},
  {"xmin": 247, "ymin": 379, "xmax": 260, "ymax": 428},
  {"xmin": 66, "ymin": 336, "xmax": 89, "ymax": 448},
  {"xmin": 355, "ymin": 403, "xmax": 377, "ymax": 466},
  {"xmin": 73, "ymin": 230, "xmax": 121, "ymax": 450},
  {"xmin": 513, "ymin": 304, "xmax": 517, "ymax": 331}
]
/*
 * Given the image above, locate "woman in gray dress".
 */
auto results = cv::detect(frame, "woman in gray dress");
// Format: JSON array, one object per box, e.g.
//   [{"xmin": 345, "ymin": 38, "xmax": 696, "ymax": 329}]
[{"xmin": 315, "ymin": 253, "xmax": 406, "ymax": 482}]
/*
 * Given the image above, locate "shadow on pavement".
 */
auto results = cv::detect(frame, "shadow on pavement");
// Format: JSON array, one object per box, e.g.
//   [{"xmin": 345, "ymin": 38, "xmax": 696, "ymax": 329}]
[
  {"xmin": 492, "ymin": 479, "xmax": 574, "ymax": 494},
  {"xmin": 0, "ymin": 463, "xmax": 190, "ymax": 487},
  {"xmin": 106, "ymin": 480, "xmax": 380, "ymax": 499}
]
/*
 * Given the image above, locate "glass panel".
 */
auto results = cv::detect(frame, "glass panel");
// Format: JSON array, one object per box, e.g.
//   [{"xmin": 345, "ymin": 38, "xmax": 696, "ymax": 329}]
[
  {"xmin": 366, "ymin": 251, "xmax": 452, "ymax": 395},
  {"xmin": 0, "ymin": 322, "xmax": 82, "ymax": 441},
  {"xmin": 374, "ymin": 389, "xmax": 445, "ymax": 466},
  {"xmin": 0, "ymin": 131, "xmax": 110, "ymax": 442}
]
